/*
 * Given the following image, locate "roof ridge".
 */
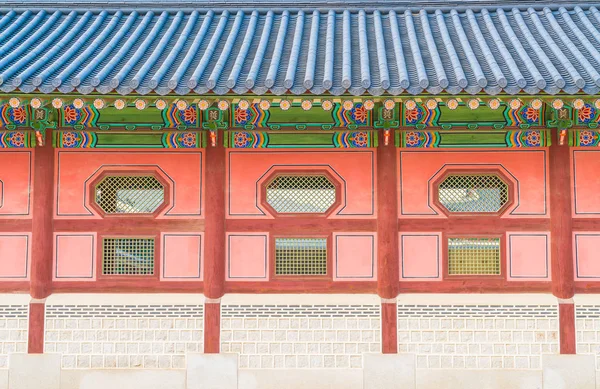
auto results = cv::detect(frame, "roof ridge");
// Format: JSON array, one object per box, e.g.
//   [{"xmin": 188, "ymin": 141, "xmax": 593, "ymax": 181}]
[{"xmin": 0, "ymin": 0, "xmax": 598, "ymax": 12}]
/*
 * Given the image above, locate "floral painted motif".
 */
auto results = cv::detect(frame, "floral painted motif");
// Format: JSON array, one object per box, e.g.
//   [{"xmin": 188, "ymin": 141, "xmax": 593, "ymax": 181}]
[
  {"xmin": 234, "ymin": 131, "xmax": 250, "ymax": 148},
  {"xmin": 351, "ymin": 131, "xmax": 368, "ymax": 147},
  {"xmin": 182, "ymin": 106, "xmax": 197, "ymax": 125},
  {"xmin": 63, "ymin": 105, "xmax": 80, "ymax": 125},
  {"xmin": 181, "ymin": 132, "xmax": 197, "ymax": 148},
  {"xmin": 234, "ymin": 108, "xmax": 249, "ymax": 125},
  {"xmin": 578, "ymin": 104, "xmax": 596, "ymax": 123},
  {"xmin": 8, "ymin": 131, "xmax": 25, "ymax": 147},
  {"xmin": 404, "ymin": 108, "xmax": 423, "ymax": 125},
  {"xmin": 522, "ymin": 107, "xmax": 539, "ymax": 124},
  {"xmin": 10, "ymin": 107, "xmax": 27, "ymax": 124},
  {"xmin": 351, "ymin": 104, "xmax": 368, "ymax": 124},
  {"xmin": 579, "ymin": 130, "xmax": 599, "ymax": 146},
  {"xmin": 405, "ymin": 131, "xmax": 422, "ymax": 147},
  {"xmin": 62, "ymin": 132, "xmax": 79, "ymax": 148},
  {"xmin": 525, "ymin": 130, "xmax": 541, "ymax": 147}
]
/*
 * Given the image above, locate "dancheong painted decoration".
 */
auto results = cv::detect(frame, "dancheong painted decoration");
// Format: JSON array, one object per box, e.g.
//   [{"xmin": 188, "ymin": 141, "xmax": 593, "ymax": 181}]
[{"xmin": 1, "ymin": 0, "xmax": 600, "ymax": 388}]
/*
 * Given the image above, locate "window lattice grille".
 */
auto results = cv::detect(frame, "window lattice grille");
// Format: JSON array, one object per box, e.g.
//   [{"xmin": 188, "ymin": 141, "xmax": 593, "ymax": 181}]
[
  {"xmin": 448, "ymin": 238, "xmax": 501, "ymax": 275},
  {"xmin": 438, "ymin": 174, "xmax": 508, "ymax": 213},
  {"xmin": 95, "ymin": 175, "xmax": 164, "ymax": 214},
  {"xmin": 275, "ymin": 238, "xmax": 327, "ymax": 276},
  {"xmin": 102, "ymin": 238, "xmax": 155, "ymax": 276},
  {"xmin": 266, "ymin": 175, "xmax": 336, "ymax": 214}
]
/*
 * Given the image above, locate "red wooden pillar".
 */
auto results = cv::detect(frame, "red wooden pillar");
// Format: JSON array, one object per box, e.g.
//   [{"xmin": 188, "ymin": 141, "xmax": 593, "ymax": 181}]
[
  {"xmin": 203, "ymin": 130, "xmax": 226, "ymax": 353},
  {"xmin": 549, "ymin": 129, "xmax": 576, "ymax": 354},
  {"xmin": 29, "ymin": 129, "xmax": 54, "ymax": 353},
  {"xmin": 377, "ymin": 127, "xmax": 399, "ymax": 353}
]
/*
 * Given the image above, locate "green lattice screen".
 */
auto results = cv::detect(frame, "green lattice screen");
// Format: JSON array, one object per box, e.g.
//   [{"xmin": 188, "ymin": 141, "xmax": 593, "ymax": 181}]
[
  {"xmin": 448, "ymin": 238, "xmax": 501, "ymax": 275},
  {"xmin": 102, "ymin": 238, "xmax": 155, "ymax": 275},
  {"xmin": 266, "ymin": 175, "xmax": 336, "ymax": 214},
  {"xmin": 438, "ymin": 174, "xmax": 508, "ymax": 213},
  {"xmin": 95, "ymin": 175, "xmax": 164, "ymax": 214},
  {"xmin": 275, "ymin": 238, "xmax": 327, "ymax": 276}
]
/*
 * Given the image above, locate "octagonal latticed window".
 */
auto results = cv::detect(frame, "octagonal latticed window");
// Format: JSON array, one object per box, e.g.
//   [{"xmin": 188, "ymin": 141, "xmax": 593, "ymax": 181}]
[
  {"xmin": 266, "ymin": 175, "xmax": 336, "ymax": 214},
  {"xmin": 438, "ymin": 174, "xmax": 508, "ymax": 214},
  {"xmin": 95, "ymin": 175, "xmax": 165, "ymax": 214}
]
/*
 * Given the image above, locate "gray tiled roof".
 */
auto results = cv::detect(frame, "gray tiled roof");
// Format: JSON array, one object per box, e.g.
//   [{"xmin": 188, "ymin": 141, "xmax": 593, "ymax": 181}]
[{"xmin": 1, "ymin": 5, "xmax": 600, "ymax": 96}]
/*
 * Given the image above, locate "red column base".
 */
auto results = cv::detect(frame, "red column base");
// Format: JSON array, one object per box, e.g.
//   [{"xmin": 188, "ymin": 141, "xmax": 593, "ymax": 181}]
[
  {"xmin": 204, "ymin": 301, "xmax": 221, "ymax": 353},
  {"xmin": 381, "ymin": 301, "xmax": 398, "ymax": 354},
  {"xmin": 559, "ymin": 302, "xmax": 576, "ymax": 354},
  {"xmin": 28, "ymin": 301, "xmax": 45, "ymax": 353}
]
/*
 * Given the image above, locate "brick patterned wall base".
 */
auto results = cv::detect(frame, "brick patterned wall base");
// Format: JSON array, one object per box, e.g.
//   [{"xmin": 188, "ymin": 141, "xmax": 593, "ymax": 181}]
[
  {"xmin": 397, "ymin": 304, "xmax": 559, "ymax": 369},
  {"xmin": 220, "ymin": 304, "xmax": 381, "ymax": 368},
  {"xmin": 44, "ymin": 304, "xmax": 204, "ymax": 369},
  {"xmin": 576, "ymin": 305, "xmax": 600, "ymax": 370},
  {"xmin": 0, "ymin": 305, "xmax": 28, "ymax": 368}
]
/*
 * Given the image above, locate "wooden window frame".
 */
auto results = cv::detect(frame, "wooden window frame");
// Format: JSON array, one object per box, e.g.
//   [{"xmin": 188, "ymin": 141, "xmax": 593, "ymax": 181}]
[
  {"xmin": 260, "ymin": 169, "xmax": 343, "ymax": 218},
  {"xmin": 442, "ymin": 233, "xmax": 505, "ymax": 280},
  {"xmin": 97, "ymin": 235, "xmax": 160, "ymax": 281},
  {"xmin": 89, "ymin": 169, "xmax": 171, "ymax": 218},
  {"xmin": 270, "ymin": 234, "xmax": 333, "ymax": 281},
  {"xmin": 432, "ymin": 168, "xmax": 515, "ymax": 217}
]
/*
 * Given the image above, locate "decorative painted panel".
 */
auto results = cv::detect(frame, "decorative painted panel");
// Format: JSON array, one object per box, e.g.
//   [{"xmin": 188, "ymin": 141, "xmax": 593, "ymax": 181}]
[
  {"xmin": 53, "ymin": 130, "xmax": 204, "ymax": 149},
  {"xmin": 55, "ymin": 151, "xmax": 202, "ymax": 219},
  {"xmin": 227, "ymin": 131, "xmax": 375, "ymax": 149},
  {"xmin": 572, "ymin": 150, "xmax": 600, "ymax": 217},
  {"xmin": 0, "ymin": 151, "xmax": 32, "ymax": 217},
  {"xmin": 58, "ymin": 103, "xmax": 202, "ymax": 130},
  {"xmin": 399, "ymin": 130, "xmax": 548, "ymax": 148},
  {"xmin": 574, "ymin": 233, "xmax": 600, "ymax": 279},
  {"xmin": 398, "ymin": 150, "xmax": 548, "ymax": 218},
  {"xmin": 506, "ymin": 233, "xmax": 550, "ymax": 281},
  {"xmin": 53, "ymin": 233, "xmax": 96, "ymax": 281},
  {"xmin": 229, "ymin": 101, "xmax": 373, "ymax": 131},
  {"xmin": 333, "ymin": 233, "xmax": 376, "ymax": 281},
  {"xmin": 227, "ymin": 150, "xmax": 375, "ymax": 219},
  {"xmin": 227, "ymin": 233, "xmax": 269, "ymax": 281},
  {"xmin": 0, "ymin": 234, "xmax": 30, "ymax": 280},
  {"xmin": 0, "ymin": 104, "xmax": 30, "ymax": 128},
  {"xmin": 400, "ymin": 234, "xmax": 442, "ymax": 281},
  {"xmin": 400, "ymin": 101, "xmax": 544, "ymax": 130},
  {"xmin": 0, "ymin": 130, "xmax": 34, "ymax": 148},
  {"xmin": 160, "ymin": 234, "xmax": 203, "ymax": 281}
]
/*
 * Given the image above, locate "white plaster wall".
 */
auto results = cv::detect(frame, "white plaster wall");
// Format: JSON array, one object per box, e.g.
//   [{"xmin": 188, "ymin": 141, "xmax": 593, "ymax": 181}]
[
  {"xmin": 397, "ymin": 294, "xmax": 559, "ymax": 369},
  {"xmin": 221, "ymin": 294, "xmax": 381, "ymax": 369},
  {"xmin": 0, "ymin": 294, "xmax": 29, "ymax": 369},
  {"xmin": 44, "ymin": 294, "xmax": 204, "ymax": 369}
]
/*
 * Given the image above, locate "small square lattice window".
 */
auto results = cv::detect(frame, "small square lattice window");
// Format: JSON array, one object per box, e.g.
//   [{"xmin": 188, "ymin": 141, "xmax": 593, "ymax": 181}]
[
  {"xmin": 438, "ymin": 174, "xmax": 508, "ymax": 213},
  {"xmin": 95, "ymin": 175, "xmax": 164, "ymax": 214},
  {"xmin": 266, "ymin": 175, "xmax": 336, "ymax": 214},
  {"xmin": 448, "ymin": 238, "xmax": 501, "ymax": 276},
  {"xmin": 275, "ymin": 238, "xmax": 327, "ymax": 276},
  {"xmin": 103, "ymin": 238, "xmax": 155, "ymax": 276}
]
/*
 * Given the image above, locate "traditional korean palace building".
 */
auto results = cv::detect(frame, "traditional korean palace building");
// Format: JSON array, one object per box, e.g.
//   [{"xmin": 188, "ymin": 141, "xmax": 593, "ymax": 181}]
[{"xmin": 2, "ymin": 0, "xmax": 600, "ymax": 387}]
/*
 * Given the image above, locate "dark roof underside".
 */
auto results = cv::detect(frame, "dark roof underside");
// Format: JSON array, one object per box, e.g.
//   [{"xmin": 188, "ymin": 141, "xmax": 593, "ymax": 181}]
[{"xmin": 1, "ymin": 4, "xmax": 600, "ymax": 96}]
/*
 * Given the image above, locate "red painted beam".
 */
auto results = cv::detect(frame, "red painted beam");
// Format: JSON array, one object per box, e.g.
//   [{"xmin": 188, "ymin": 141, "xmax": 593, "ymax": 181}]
[
  {"xmin": 377, "ymin": 128, "xmax": 399, "ymax": 300},
  {"xmin": 549, "ymin": 130, "xmax": 576, "ymax": 355},
  {"xmin": 559, "ymin": 302, "xmax": 576, "ymax": 354},
  {"xmin": 204, "ymin": 301, "xmax": 221, "ymax": 353},
  {"xmin": 28, "ymin": 301, "xmax": 45, "ymax": 353},
  {"xmin": 204, "ymin": 133, "xmax": 226, "ymax": 300},
  {"xmin": 381, "ymin": 301, "xmax": 398, "ymax": 354},
  {"xmin": 377, "ymin": 129, "xmax": 399, "ymax": 355},
  {"xmin": 31, "ymin": 130, "xmax": 54, "ymax": 300},
  {"xmin": 549, "ymin": 130, "xmax": 574, "ymax": 300}
]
